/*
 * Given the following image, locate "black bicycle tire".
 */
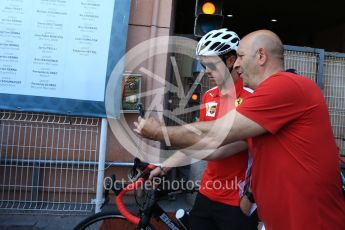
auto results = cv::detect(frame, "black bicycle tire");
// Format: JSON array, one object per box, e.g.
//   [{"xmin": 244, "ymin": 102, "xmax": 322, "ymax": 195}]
[{"xmin": 73, "ymin": 210, "xmax": 154, "ymax": 230}]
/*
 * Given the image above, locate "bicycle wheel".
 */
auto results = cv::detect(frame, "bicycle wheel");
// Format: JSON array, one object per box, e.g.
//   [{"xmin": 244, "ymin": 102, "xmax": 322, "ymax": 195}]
[{"xmin": 73, "ymin": 211, "xmax": 154, "ymax": 230}]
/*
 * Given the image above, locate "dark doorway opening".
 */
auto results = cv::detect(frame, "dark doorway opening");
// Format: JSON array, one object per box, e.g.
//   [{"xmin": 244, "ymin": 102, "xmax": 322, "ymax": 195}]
[{"xmin": 174, "ymin": 0, "xmax": 345, "ymax": 52}]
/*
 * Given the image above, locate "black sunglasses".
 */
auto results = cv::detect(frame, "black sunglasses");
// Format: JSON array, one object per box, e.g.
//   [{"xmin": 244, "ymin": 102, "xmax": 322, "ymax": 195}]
[{"xmin": 200, "ymin": 59, "xmax": 224, "ymax": 71}]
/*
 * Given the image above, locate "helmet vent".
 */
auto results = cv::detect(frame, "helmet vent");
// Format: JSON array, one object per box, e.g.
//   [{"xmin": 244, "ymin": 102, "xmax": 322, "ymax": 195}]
[
  {"xmin": 219, "ymin": 44, "xmax": 230, "ymax": 52},
  {"xmin": 205, "ymin": 33, "xmax": 212, "ymax": 40},
  {"xmin": 213, "ymin": 32, "xmax": 222, "ymax": 38},
  {"xmin": 222, "ymin": 34, "xmax": 231, "ymax": 39},
  {"xmin": 210, "ymin": 42, "xmax": 221, "ymax": 50},
  {"xmin": 231, "ymin": 37, "xmax": 239, "ymax": 44}
]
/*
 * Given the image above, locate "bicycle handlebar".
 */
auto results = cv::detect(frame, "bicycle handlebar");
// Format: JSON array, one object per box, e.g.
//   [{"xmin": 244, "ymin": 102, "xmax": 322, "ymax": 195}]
[{"xmin": 114, "ymin": 163, "xmax": 156, "ymax": 224}]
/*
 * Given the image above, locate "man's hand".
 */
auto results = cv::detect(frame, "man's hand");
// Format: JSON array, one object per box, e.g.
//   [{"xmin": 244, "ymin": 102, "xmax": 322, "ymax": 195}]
[
  {"xmin": 149, "ymin": 166, "xmax": 172, "ymax": 189},
  {"xmin": 240, "ymin": 194, "xmax": 254, "ymax": 216},
  {"xmin": 133, "ymin": 116, "xmax": 162, "ymax": 140},
  {"xmin": 149, "ymin": 166, "xmax": 168, "ymax": 180}
]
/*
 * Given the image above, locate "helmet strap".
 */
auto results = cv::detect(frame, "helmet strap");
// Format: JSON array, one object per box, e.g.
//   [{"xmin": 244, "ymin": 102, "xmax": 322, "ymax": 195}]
[{"xmin": 221, "ymin": 55, "xmax": 233, "ymax": 81}]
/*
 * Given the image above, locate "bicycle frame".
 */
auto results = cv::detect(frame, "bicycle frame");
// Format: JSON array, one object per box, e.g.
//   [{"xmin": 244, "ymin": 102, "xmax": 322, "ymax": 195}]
[
  {"xmin": 142, "ymin": 202, "xmax": 184, "ymax": 230},
  {"xmin": 112, "ymin": 158, "xmax": 193, "ymax": 230}
]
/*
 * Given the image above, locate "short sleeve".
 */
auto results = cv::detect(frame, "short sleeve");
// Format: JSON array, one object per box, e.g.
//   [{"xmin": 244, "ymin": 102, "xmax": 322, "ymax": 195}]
[{"xmin": 236, "ymin": 75, "xmax": 307, "ymax": 134}]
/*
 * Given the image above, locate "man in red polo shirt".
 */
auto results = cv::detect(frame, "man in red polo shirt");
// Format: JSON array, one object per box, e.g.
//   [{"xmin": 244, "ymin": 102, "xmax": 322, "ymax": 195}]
[
  {"xmin": 135, "ymin": 30, "xmax": 345, "ymax": 230},
  {"xmin": 192, "ymin": 29, "xmax": 257, "ymax": 230}
]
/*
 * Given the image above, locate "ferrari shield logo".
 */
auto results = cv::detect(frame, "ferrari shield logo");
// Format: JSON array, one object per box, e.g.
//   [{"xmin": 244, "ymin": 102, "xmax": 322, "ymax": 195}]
[
  {"xmin": 205, "ymin": 102, "xmax": 217, "ymax": 117},
  {"xmin": 235, "ymin": 98, "xmax": 243, "ymax": 107}
]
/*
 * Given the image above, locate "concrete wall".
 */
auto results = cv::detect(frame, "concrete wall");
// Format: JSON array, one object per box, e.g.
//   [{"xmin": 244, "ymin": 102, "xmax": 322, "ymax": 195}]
[{"xmin": 106, "ymin": 0, "xmax": 175, "ymax": 165}]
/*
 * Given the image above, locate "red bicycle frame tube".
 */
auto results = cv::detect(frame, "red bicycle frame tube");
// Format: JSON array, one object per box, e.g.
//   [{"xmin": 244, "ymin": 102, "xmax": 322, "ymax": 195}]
[{"xmin": 114, "ymin": 164, "xmax": 157, "ymax": 224}]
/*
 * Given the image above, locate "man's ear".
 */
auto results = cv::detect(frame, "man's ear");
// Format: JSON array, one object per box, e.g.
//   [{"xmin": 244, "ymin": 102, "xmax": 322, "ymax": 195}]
[
  {"xmin": 226, "ymin": 54, "xmax": 237, "ymax": 67},
  {"xmin": 256, "ymin": 48, "xmax": 267, "ymax": 65}
]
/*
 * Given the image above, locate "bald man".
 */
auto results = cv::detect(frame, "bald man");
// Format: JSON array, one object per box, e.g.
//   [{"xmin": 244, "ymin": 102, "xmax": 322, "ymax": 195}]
[{"xmin": 134, "ymin": 30, "xmax": 345, "ymax": 230}]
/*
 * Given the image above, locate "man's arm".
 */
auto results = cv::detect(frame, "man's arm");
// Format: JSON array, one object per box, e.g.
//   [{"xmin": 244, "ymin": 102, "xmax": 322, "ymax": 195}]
[
  {"xmin": 149, "ymin": 141, "xmax": 248, "ymax": 179},
  {"xmin": 134, "ymin": 110, "xmax": 266, "ymax": 149},
  {"xmin": 159, "ymin": 140, "xmax": 248, "ymax": 167},
  {"xmin": 203, "ymin": 141, "xmax": 248, "ymax": 160}
]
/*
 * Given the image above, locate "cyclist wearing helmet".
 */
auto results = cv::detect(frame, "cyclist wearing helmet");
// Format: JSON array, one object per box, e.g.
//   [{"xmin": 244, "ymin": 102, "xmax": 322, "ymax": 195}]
[
  {"xmin": 192, "ymin": 28, "xmax": 257, "ymax": 230},
  {"xmin": 150, "ymin": 28, "xmax": 258, "ymax": 230}
]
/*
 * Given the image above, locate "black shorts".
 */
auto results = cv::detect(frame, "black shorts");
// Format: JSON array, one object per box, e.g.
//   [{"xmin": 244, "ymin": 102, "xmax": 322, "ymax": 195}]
[{"xmin": 189, "ymin": 193, "xmax": 258, "ymax": 230}]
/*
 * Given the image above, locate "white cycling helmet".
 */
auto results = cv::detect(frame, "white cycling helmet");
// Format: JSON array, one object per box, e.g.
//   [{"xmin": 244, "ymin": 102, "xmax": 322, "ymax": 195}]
[{"xmin": 196, "ymin": 28, "xmax": 240, "ymax": 56}]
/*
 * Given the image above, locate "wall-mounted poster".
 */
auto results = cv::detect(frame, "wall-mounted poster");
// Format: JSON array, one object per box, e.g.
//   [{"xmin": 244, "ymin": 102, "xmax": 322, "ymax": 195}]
[
  {"xmin": 0, "ymin": 0, "xmax": 131, "ymax": 117},
  {"xmin": 121, "ymin": 73, "xmax": 141, "ymax": 112}
]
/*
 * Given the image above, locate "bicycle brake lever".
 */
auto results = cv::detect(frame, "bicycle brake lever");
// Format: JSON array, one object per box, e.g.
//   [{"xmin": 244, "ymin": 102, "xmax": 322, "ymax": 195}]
[
  {"xmin": 128, "ymin": 167, "xmax": 142, "ymax": 182},
  {"xmin": 101, "ymin": 175, "xmax": 115, "ymax": 208},
  {"xmin": 134, "ymin": 157, "xmax": 150, "ymax": 171}
]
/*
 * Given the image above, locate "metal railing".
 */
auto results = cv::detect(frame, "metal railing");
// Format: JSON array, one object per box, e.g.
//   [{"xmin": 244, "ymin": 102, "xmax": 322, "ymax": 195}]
[{"xmin": 0, "ymin": 111, "xmax": 100, "ymax": 214}]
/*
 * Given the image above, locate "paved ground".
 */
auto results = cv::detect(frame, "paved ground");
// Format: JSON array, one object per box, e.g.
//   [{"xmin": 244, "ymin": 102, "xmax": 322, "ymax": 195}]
[
  {"xmin": 0, "ymin": 214, "xmax": 86, "ymax": 230},
  {"xmin": 0, "ymin": 195, "xmax": 193, "ymax": 230}
]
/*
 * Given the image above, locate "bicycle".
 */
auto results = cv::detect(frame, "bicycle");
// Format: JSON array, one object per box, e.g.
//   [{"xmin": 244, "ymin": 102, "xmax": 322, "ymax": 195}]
[{"xmin": 73, "ymin": 157, "xmax": 196, "ymax": 230}]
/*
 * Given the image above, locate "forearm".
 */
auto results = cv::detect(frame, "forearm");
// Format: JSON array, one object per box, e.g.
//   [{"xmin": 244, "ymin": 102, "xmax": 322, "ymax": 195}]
[
  {"xmin": 152, "ymin": 152, "xmax": 192, "ymax": 177},
  {"xmin": 203, "ymin": 141, "xmax": 248, "ymax": 160},
  {"xmin": 163, "ymin": 122, "xmax": 214, "ymax": 148},
  {"xmin": 159, "ymin": 141, "xmax": 247, "ymax": 172},
  {"xmin": 155, "ymin": 110, "xmax": 240, "ymax": 149},
  {"xmin": 136, "ymin": 110, "xmax": 266, "ymax": 149},
  {"xmin": 160, "ymin": 151, "xmax": 193, "ymax": 168}
]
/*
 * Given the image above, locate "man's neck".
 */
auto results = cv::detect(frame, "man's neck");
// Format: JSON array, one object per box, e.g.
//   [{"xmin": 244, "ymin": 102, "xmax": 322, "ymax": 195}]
[
  {"xmin": 219, "ymin": 78, "xmax": 236, "ymax": 96},
  {"xmin": 253, "ymin": 67, "xmax": 284, "ymax": 89}
]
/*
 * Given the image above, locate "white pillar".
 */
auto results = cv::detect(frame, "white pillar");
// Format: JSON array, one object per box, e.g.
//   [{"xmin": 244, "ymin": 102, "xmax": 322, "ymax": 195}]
[{"xmin": 95, "ymin": 118, "xmax": 108, "ymax": 213}]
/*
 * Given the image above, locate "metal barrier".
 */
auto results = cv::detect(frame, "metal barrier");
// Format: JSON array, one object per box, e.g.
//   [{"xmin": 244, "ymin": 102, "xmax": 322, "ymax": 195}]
[
  {"xmin": 283, "ymin": 46, "xmax": 322, "ymax": 84},
  {"xmin": 324, "ymin": 53, "xmax": 345, "ymax": 156},
  {"xmin": 0, "ymin": 111, "xmax": 100, "ymax": 214}
]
